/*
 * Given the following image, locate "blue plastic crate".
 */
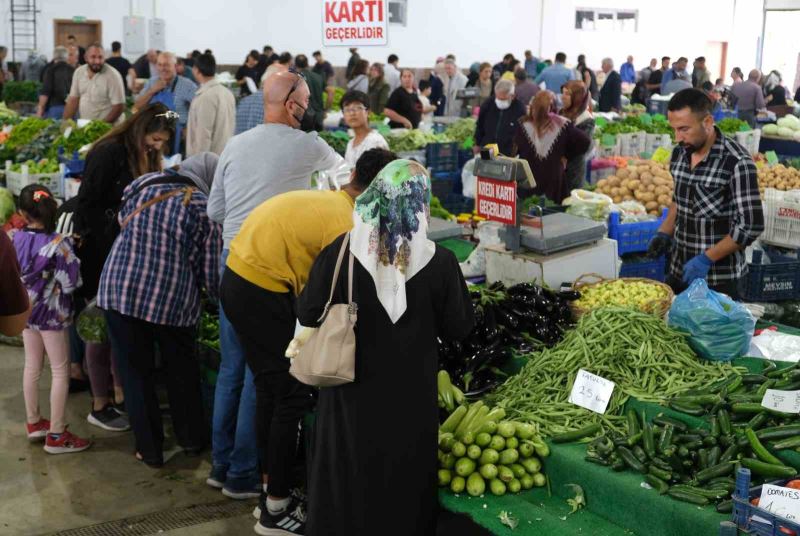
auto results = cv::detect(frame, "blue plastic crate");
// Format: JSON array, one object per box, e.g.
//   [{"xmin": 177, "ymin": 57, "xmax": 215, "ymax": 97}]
[
  {"xmin": 425, "ymin": 142, "xmax": 459, "ymax": 175},
  {"xmin": 57, "ymin": 147, "xmax": 85, "ymax": 177},
  {"xmin": 733, "ymin": 467, "xmax": 800, "ymax": 536},
  {"xmin": 619, "ymin": 255, "xmax": 666, "ymax": 281},
  {"xmin": 739, "ymin": 247, "xmax": 800, "ymax": 302},
  {"xmin": 608, "ymin": 208, "xmax": 668, "ymax": 256},
  {"xmin": 457, "ymin": 149, "xmax": 472, "ymax": 171},
  {"xmin": 431, "ymin": 178, "xmax": 459, "ymax": 200},
  {"xmin": 713, "ymin": 108, "xmax": 739, "ymax": 122}
]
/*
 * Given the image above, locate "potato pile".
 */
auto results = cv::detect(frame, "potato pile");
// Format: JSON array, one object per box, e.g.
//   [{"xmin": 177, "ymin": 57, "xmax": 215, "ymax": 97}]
[
  {"xmin": 757, "ymin": 164, "xmax": 800, "ymax": 196},
  {"xmin": 594, "ymin": 161, "xmax": 674, "ymax": 216}
]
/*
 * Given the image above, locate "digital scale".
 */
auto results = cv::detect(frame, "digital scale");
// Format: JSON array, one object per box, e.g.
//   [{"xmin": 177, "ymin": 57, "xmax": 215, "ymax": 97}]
[
  {"xmin": 473, "ymin": 155, "xmax": 619, "ymax": 286},
  {"xmin": 428, "ymin": 216, "xmax": 464, "ymax": 241}
]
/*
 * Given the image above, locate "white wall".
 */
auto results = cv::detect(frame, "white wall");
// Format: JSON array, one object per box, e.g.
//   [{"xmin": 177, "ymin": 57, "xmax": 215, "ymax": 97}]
[{"xmin": 0, "ymin": 0, "xmax": 767, "ymax": 79}]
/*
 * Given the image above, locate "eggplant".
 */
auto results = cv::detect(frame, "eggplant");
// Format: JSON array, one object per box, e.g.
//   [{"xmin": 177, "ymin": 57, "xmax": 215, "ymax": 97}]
[{"xmin": 558, "ymin": 290, "xmax": 581, "ymax": 301}]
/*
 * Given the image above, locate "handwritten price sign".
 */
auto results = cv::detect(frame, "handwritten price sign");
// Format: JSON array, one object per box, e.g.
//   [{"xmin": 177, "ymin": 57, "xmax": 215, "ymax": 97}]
[
  {"xmin": 761, "ymin": 389, "xmax": 800, "ymax": 414},
  {"xmin": 758, "ymin": 484, "xmax": 800, "ymax": 524},
  {"xmin": 568, "ymin": 369, "xmax": 615, "ymax": 414}
]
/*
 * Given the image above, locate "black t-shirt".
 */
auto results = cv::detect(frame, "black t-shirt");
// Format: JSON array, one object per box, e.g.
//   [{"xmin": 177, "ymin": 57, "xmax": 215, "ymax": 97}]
[
  {"xmin": 106, "ymin": 56, "xmax": 132, "ymax": 94},
  {"xmin": 236, "ymin": 65, "xmax": 260, "ymax": 96},
  {"xmin": 41, "ymin": 62, "xmax": 75, "ymax": 107},
  {"xmin": 648, "ymin": 69, "xmax": 664, "ymax": 93},
  {"xmin": 385, "ymin": 87, "xmax": 422, "ymax": 128},
  {"xmin": 133, "ymin": 55, "xmax": 151, "ymax": 79},
  {"xmin": 768, "ymin": 86, "xmax": 787, "ymax": 106},
  {"xmin": 312, "ymin": 61, "xmax": 334, "ymax": 83}
]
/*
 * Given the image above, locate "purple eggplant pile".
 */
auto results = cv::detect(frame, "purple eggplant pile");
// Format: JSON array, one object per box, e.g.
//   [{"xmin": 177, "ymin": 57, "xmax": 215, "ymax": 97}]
[{"xmin": 438, "ymin": 282, "xmax": 577, "ymax": 397}]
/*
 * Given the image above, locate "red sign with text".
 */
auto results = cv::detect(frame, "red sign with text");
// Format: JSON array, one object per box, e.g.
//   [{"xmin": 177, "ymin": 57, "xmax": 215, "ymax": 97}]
[
  {"xmin": 476, "ymin": 177, "xmax": 517, "ymax": 225},
  {"xmin": 322, "ymin": 0, "xmax": 388, "ymax": 47}
]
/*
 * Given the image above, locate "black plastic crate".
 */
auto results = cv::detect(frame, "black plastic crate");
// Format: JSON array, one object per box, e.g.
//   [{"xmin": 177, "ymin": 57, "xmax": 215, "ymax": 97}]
[
  {"xmin": 441, "ymin": 193, "xmax": 475, "ymax": 215},
  {"xmin": 739, "ymin": 248, "xmax": 800, "ymax": 302},
  {"xmin": 425, "ymin": 142, "xmax": 459, "ymax": 174}
]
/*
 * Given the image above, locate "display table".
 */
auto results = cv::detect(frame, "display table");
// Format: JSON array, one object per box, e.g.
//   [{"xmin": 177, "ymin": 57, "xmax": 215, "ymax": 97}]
[
  {"xmin": 439, "ymin": 343, "xmax": 800, "ymax": 536},
  {"xmin": 759, "ymin": 135, "xmax": 800, "ymax": 157}
]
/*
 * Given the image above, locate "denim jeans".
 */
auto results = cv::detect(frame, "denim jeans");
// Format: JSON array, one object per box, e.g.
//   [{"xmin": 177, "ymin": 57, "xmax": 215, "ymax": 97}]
[
  {"xmin": 44, "ymin": 105, "xmax": 65, "ymax": 120},
  {"xmin": 211, "ymin": 249, "xmax": 258, "ymax": 482}
]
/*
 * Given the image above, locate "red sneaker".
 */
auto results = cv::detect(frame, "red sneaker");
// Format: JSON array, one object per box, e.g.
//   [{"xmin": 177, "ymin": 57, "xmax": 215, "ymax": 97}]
[
  {"xmin": 44, "ymin": 428, "xmax": 92, "ymax": 454},
  {"xmin": 26, "ymin": 418, "xmax": 51, "ymax": 441}
]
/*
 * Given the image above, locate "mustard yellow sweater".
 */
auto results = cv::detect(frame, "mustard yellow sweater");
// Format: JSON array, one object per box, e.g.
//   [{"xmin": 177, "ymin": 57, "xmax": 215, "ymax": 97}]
[{"xmin": 227, "ymin": 190, "xmax": 355, "ymax": 294}]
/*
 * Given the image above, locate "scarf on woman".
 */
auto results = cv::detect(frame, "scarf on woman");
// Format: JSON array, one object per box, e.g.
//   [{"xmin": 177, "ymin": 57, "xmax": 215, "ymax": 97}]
[
  {"xmin": 521, "ymin": 113, "xmax": 569, "ymax": 160},
  {"xmin": 350, "ymin": 159, "xmax": 436, "ymax": 324}
]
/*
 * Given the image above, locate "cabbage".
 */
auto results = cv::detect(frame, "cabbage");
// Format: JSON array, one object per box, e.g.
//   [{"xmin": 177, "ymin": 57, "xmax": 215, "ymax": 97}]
[
  {"xmin": 778, "ymin": 127, "xmax": 795, "ymax": 138},
  {"xmin": 778, "ymin": 115, "xmax": 800, "ymax": 130},
  {"xmin": 794, "ymin": 130, "xmax": 800, "ymax": 142},
  {"xmin": 0, "ymin": 188, "xmax": 14, "ymax": 225},
  {"xmin": 763, "ymin": 124, "xmax": 779, "ymax": 136}
]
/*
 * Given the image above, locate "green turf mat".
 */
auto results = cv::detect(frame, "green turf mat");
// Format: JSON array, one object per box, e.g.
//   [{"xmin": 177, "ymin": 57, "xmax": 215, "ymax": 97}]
[{"xmin": 437, "ymin": 238, "xmax": 476, "ymax": 263}]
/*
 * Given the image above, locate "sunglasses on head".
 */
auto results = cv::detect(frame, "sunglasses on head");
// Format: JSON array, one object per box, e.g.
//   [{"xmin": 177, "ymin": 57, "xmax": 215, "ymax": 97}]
[{"xmin": 284, "ymin": 68, "xmax": 306, "ymax": 106}]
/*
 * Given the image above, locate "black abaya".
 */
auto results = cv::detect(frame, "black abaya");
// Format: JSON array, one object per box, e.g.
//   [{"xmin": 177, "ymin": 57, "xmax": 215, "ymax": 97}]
[{"xmin": 297, "ymin": 235, "xmax": 474, "ymax": 536}]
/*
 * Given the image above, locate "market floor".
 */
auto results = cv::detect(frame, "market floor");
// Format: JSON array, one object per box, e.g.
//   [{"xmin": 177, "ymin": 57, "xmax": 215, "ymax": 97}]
[{"xmin": 0, "ymin": 343, "xmax": 490, "ymax": 536}]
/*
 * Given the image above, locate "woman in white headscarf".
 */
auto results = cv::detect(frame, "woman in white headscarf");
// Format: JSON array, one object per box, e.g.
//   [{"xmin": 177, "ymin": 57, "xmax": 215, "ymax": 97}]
[
  {"xmin": 297, "ymin": 159, "xmax": 474, "ymax": 536},
  {"xmin": 97, "ymin": 152, "xmax": 222, "ymax": 467}
]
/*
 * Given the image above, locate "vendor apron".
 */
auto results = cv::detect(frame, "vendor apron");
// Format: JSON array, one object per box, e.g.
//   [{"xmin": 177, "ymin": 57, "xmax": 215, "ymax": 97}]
[{"xmin": 149, "ymin": 77, "xmax": 181, "ymax": 155}]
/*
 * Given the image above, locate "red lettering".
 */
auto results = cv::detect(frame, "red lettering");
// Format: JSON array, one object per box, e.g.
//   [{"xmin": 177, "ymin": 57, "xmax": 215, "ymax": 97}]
[
  {"xmin": 378, "ymin": 0, "xmax": 383, "ymax": 21},
  {"xmin": 364, "ymin": 0, "xmax": 376, "ymax": 20},
  {"xmin": 325, "ymin": 1, "xmax": 338, "ymax": 23},
  {"xmin": 338, "ymin": 1, "xmax": 350, "ymax": 22},
  {"xmin": 376, "ymin": 26, "xmax": 383, "ymax": 38},
  {"xmin": 351, "ymin": 1, "xmax": 364, "ymax": 22}
]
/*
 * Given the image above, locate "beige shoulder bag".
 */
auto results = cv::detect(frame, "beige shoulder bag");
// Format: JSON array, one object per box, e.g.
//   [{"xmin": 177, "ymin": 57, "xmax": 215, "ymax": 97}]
[{"xmin": 290, "ymin": 234, "xmax": 357, "ymax": 387}]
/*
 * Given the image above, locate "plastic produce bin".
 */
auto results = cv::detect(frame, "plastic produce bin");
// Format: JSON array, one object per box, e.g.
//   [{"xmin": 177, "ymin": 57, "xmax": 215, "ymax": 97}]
[
  {"xmin": 739, "ymin": 247, "xmax": 800, "ymax": 302},
  {"xmin": 732, "ymin": 467, "xmax": 800, "ymax": 536},
  {"xmin": 608, "ymin": 208, "xmax": 668, "ymax": 256}
]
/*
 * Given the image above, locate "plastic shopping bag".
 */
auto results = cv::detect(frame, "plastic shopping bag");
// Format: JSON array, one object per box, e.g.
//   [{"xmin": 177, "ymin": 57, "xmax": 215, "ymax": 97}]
[
  {"xmin": 668, "ymin": 279, "xmax": 756, "ymax": 362},
  {"xmin": 564, "ymin": 189, "xmax": 614, "ymax": 221},
  {"xmin": 76, "ymin": 299, "xmax": 108, "ymax": 344},
  {"xmin": 461, "ymin": 156, "xmax": 478, "ymax": 198}
]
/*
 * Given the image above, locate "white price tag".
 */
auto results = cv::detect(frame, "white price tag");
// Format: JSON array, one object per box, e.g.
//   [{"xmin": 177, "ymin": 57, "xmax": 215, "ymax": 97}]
[
  {"xmin": 63, "ymin": 127, "xmax": 73, "ymax": 140},
  {"xmin": 568, "ymin": 369, "xmax": 615, "ymax": 414},
  {"xmin": 761, "ymin": 389, "xmax": 800, "ymax": 414},
  {"xmin": 759, "ymin": 484, "xmax": 800, "ymax": 523}
]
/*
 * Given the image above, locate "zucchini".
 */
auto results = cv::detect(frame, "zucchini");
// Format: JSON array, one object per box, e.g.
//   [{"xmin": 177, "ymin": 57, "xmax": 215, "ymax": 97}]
[
  {"xmin": 717, "ymin": 409, "xmax": 732, "ymax": 436},
  {"xmin": 708, "ymin": 446, "xmax": 722, "ymax": 467},
  {"xmin": 731, "ymin": 403, "xmax": 769, "ymax": 414},
  {"xmin": 648, "ymin": 465, "xmax": 672, "ymax": 481},
  {"xmin": 643, "ymin": 419, "xmax": 656, "ymax": 459},
  {"xmin": 627, "ymin": 408, "xmax": 641, "ymax": 435},
  {"xmin": 670, "ymin": 485, "xmax": 730, "ymax": 499},
  {"xmin": 585, "ymin": 455, "xmax": 610, "ymax": 466},
  {"xmin": 658, "ymin": 424, "xmax": 674, "ymax": 454},
  {"xmin": 757, "ymin": 424, "xmax": 800, "ymax": 440},
  {"xmin": 772, "ymin": 436, "xmax": 800, "ymax": 450},
  {"xmin": 716, "ymin": 499, "xmax": 733, "ymax": 513},
  {"xmin": 440, "ymin": 405, "xmax": 467, "ymax": 434},
  {"xmin": 633, "ymin": 445, "xmax": 648, "ymax": 463},
  {"xmin": 675, "ymin": 434, "xmax": 702, "ymax": 444},
  {"xmin": 644, "ymin": 474, "xmax": 669, "ymax": 494},
  {"xmin": 617, "ymin": 446, "xmax": 647, "ymax": 474},
  {"xmin": 552, "ymin": 423, "xmax": 601, "ymax": 443},
  {"xmin": 462, "ymin": 406, "xmax": 490, "ymax": 438},
  {"xmin": 696, "ymin": 461, "xmax": 734, "ymax": 482},
  {"xmin": 438, "ymin": 371, "xmax": 454, "ymax": 411},
  {"xmin": 740, "ymin": 458, "xmax": 797, "ymax": 477},
  {"xmin": 697, "ymin": 448, "xmax": 709, "ymax": 470},
  {"xmin": 668, "ymin": 488, "xmax": 709, "ymax": 505},
  {"xmin": 453, "ymin": 402, "xmax": 483, "ymax": 437},
  {"xmin": 710, "ymin": 416, "xmax": 720, "ymax": 438},
  {"xmin": 626, "ymin": 431, "xmax": 643, "ymax": 447},
  {"xmin": 650, "ymin": 457, "xmax": 673, "ymax": 473},
  {"xmin": 746, "ymin": 428, "xmax": 783, "ymax": 465},
  {"xmin": 653, "ymin": 415, "xmax": 688, "ymax": 433},
  {"xmin": 671, "ymin": 394, "xmax": 721, "ymax": 405},
  {"xmin": 741, "ymin": 374, "xmax": 768, "ymax": 385}
]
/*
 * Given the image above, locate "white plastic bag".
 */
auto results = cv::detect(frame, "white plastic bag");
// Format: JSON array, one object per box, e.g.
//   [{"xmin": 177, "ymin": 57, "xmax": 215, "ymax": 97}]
[
  {"xmin": 563, "ymin": 189, "xmax": 614, "ymax": 221},
  {"xmin": 749, "ymin": 330, "xmax": 800, "ymax": 362},
  {"xmin": 461, "ymin": 156, "xmax": 478, "ymax": 198},
  {"xmin": 459, "ymin": 221, "xmax": 504, "ymax": 277}
]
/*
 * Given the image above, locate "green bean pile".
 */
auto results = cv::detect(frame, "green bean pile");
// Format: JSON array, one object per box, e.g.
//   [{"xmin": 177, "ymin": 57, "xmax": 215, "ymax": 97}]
[{"xmin": 487, "ymin": 307, "xmax": 745, "ymax": 437}]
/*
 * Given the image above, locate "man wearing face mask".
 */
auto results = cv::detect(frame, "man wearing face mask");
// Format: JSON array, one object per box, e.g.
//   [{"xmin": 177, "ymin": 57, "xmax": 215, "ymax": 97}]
[
  {"xmin": 63, "ymin": 43, "xmax": 126, "ymax": 124},
  {"xmin": 206, "ymin": 70, "xmax": 343, "ymax": 508},
  {"xmin": 648, "ymin": 89, "xmax": 764, "ymax": 298},
  {"xmin": 473, "ymin": 79, "xmax": 526, "ymax": 156}
]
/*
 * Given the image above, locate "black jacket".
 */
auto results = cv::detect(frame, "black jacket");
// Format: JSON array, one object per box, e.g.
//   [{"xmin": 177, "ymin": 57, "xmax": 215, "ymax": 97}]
[
  {"xmin": 599, "ymin": 70, "xmax": 622, "ymax": 112},
  {"xmin": 474, "ymin": 98, "xmax": 526, "ymax": 156}
]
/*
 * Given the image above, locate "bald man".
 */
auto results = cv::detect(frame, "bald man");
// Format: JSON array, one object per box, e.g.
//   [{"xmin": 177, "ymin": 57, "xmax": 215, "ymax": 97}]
[
  {"xmin": 730, "ymin": 69, "xmax": 766, "ymax": 128},
  {"xmin": 205, "ymin": 70, "xmax": 342, "ymax": 502},
  {"xmin": 135, "ymin": 51, "xmax": 197, "ymax": 138}
]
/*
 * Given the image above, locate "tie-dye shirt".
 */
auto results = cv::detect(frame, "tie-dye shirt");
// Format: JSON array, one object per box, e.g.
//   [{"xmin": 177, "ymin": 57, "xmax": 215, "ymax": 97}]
[{"xmin": 11, "ymin": 228, "xmax": 82, "ymax": 330}]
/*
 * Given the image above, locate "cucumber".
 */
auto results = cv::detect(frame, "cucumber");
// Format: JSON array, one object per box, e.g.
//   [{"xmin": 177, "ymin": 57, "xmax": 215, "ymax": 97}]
[
  {"xmin": 648, "ymin": 465, "xmax": 672, "ymax": 481},
  {"xmin": 757, "ymin": 424, "xmax": 800, "ymax": 440},
  {"xmin": 717, "ymin": 409, "xmax": 732, "ymax": 436},
  {"xmin": 731, "ymin": 403, "xmax": 768, "ymax": 414},
  {"xmin": 644, "ymin": 474, "xmax": 669, "ymax": 494},
  {"xmin": 668, "ymin": 488, "xmax": 709, "ymax": 505},
  {"xmin": 695, "ymin": 461, "xmax": 734, "ymax": 482},
  {"xmin": 716, "ymin": 499, "xmax": 733, "ymax": 513},
  {"xmin": 658, "ymin": 424, "xmax": 674, "ymax": 454},
  {"xmin": 668, "ymin": 402, "xmax": 707, "ymax": 416},
  {"xmin": 740, "ymin": 458, "xmax": 797, "ymax": 478},
  {"xmin": 670, "ymin": 485, "xmax": 730, "ymax": 499},
  {"xmin": 741, "ymin": 374, "xmax": 768, "ymax": 385},
  {"xmin": 745, "ymin": 428, "xmax": 783, "ymax": 465},
  {"xmin": 552, "ymin": 423, "xmax": 602, "ymax": 443},
  {"xmin": 617, "ymin": 446, "xmax": 647, "ymax": 474},
  {"xmin": 627, "ymin": 408, "xmax": 641, "ymax": 435},
  {"xmin": 454, "ymin": 402, "xmax": 483, "ymax": 438},
  {"xmin": 772, "ymin": 436, "xmax": 800, "ymax": 450},
  {"xmin": 653, "ymin": 416, "xmax": 688, "ymax": 433},
  {"xmin": 643, "ymin": 419, "xmax": 656, "ymax": 458},
  {"xmin": 633, "ymin": 445, "xmax": 648, "ymax": 463}
]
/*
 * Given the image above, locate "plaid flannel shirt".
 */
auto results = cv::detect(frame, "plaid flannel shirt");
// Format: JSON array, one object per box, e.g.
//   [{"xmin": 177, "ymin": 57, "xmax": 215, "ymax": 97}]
[
  {"xmin": 669, "ymin": 126, "xmax": 764, "ymax": 285},
  {"xmin": 235, "ymin": 91, "xmax": 264, "ymax": 135},
  {"xmin": 97, "ymin": 172, "xmax": 222, "ymax": 327}
]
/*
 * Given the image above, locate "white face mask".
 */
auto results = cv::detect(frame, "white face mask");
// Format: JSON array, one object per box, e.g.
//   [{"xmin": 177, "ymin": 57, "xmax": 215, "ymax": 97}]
[{"xmin": 495, "ymin": 98, "xmax": 511, "ymax": 110}]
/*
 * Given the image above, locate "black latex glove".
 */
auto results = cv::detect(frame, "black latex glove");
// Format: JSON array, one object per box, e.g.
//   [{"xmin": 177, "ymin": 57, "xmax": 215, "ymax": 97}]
[{"xmin": 647, "ymin": 232, "xmax": 673, "ymax": 258}]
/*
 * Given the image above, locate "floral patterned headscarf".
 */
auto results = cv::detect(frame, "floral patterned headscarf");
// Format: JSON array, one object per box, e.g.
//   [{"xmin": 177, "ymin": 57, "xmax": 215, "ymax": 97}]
[{"xmin": 351, "ymin": 159, "xmax": 436, "ymax": 324}]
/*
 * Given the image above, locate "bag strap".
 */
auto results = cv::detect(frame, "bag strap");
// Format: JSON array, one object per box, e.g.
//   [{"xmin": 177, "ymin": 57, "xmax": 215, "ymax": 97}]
[
  {"xmin": 119, "ymin": 187, "xmax": 195, "ymax": 230},
  {"xmin": 317, "ymin": 233, "xmax": 351, "ymax": 323}
]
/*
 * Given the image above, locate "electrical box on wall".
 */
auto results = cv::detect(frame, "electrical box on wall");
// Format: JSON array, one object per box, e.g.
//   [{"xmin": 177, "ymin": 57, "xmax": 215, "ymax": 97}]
[
  {"xmin": 123, "ymin": 16, "xmax": 146, "ymax": 54},
  {"xmin": 149, "ymin": 18, "xmax": 166, "ymax": 51}
]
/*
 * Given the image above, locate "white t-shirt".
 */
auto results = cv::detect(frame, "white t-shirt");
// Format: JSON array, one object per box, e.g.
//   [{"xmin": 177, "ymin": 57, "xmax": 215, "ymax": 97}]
[
  {"xmin": 419, "ymin": 94, "xmax": 434, "ymax": 125},
  {"xmin": 344, "ymin": 130, "xmax": 390, "ymax": 169}
]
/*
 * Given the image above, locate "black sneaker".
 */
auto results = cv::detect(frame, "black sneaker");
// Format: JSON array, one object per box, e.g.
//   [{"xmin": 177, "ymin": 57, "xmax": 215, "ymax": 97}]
[
  {"xmin": 254, "ymin": 498, "xmax": 306, "ymax": 535},
  {"xmin": 253, "ymin": 488, "xmax": 304, "ymax": 520},
  {"xmin": 112, "ymin": 401, "xmax": 127, "ymax": 416},
  {"xmin": 87, "ymin": 405, "xmax": 131, "ymax": 432}
]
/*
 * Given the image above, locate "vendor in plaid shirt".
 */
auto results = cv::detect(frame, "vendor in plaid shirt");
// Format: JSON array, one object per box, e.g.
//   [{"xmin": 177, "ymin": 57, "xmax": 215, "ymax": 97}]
[{"xmin": 648, "ymin": 89, "xmax": 764, "ymax": 298}]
